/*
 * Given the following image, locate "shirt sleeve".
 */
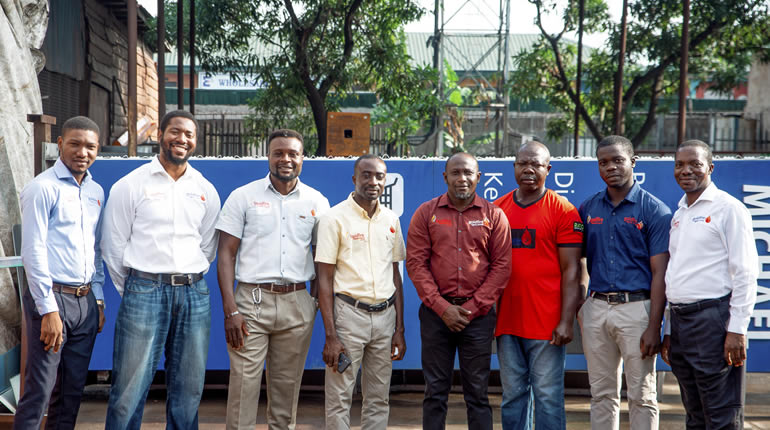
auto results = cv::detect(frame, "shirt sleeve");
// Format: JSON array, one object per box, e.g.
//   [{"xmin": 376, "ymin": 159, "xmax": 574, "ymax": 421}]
[
  {"xmin": 557, "ymin": 199, "xmax": 583, "ymax": 246},
  {"xmin": 724, "ymin": 201, "xmax": 759, "ymax": 335},
  {"xmin": 20, "ymin": 181, "xmax": 59, "ymax": 315},
  {"xmin": 91, "ymin": 192, "xmax": 105, "ymax": 302},
  {"xmin": 463, "ymin": 205, "xmax": 512, "ymax": 320},
  {"xmin": 100, "ymin": 179, "xmax": 133, "ymax": 295},
  {"xmin": 200, "ymin": 183, "xmax": 221, "ymax": 265},
  {"xmin": 392, "ymin": 217, "xmax": 406, "ymax": 262},
  {"xmin": 311, "ymin": 195, "xmax": 331, "ymax": 246},
  {"xmin": 314, "ymin": 213, "xmax": 340, "ymax": 265},
  {"xmin": 405, "ymin": 202, "xmax": 450, "ymax": 318},
  {"xmin": 645, "ymin": 200, "xmax": 673, "ymax": 257},
  {"xmin": 215, "ymin": 188, "xmax": 246, "ymax": 239}
]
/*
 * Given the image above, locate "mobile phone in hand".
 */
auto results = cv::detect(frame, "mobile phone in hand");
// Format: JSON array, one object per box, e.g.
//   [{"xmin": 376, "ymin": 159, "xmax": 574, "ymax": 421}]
[{"xmin": 338, "ymin": 352, "xmax": 352, "ymax": 373}]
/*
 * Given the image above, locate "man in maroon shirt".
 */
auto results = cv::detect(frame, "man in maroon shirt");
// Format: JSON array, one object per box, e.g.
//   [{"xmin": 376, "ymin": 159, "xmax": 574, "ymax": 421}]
[{"xmin": 406, "ymin": 152, "xmax": 512, "ymax": 430}]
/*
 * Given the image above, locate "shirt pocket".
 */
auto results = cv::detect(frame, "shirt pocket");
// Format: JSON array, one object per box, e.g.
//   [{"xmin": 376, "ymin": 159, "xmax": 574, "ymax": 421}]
[{"xmin": 248, "ymin": 206, "xmax": 278, "ymax": 237}]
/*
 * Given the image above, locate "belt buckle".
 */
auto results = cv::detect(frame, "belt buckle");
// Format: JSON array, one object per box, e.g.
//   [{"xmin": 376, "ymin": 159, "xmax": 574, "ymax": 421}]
[
  {"xmin": 171, "ymin": 274, "xmax": 191, "ymax": 286},
  {"xmin": 75, "ymin": 285, "xmax": 89, "ymax": 297},
  {"xmin": 369, "ymin": 301, "xmax": 387, "ymax": 312},
  {"xmin": 607, "ymin": 293, "xmax": 625, "ymax": 305}
]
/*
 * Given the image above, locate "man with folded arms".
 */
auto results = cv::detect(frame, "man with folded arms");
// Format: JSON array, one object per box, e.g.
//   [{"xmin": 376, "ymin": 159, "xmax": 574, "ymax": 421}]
[
  {"xmin": 578, "ymin": 135, "xmax": 671, "ymax": 430},
  {"xmin": 15, "ymin": 116, "xmax": 105, "ymax": 430},
  {"xmin": 406, "ymin": 152, "xmax": 511, "ymax": 430},
  {"xmin": 315, "ymin": 154, "xmax": 406, "ymax": 430},
  {"xmin": 661, "ymin": 140, "xmax": 758, "ymax": 429},
  {"xmin": 216, "ymin": 129, "xmax": 329, "ymax": 429},
  {"xmin": 101, "ymin": 110, "xmax": 220, "ymax": 429}
]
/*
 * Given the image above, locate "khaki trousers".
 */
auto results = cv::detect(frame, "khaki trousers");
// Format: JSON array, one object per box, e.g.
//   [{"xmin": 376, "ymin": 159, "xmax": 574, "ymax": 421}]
[
  {"xmin": 579, "ymin": 297, "xmax": 658, "ymax": 430},
  {"xmin": 226, "ymin": 283, "xmax": 316, "ymax": 430},
  {"xmin": 325, "ymin": 299, "xmax": 396, "ymax": 430}
]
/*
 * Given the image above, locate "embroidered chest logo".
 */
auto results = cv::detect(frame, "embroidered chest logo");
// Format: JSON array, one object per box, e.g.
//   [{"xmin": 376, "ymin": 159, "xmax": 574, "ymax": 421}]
[
  {"xmin": 692, "ymin": 215, "xmax": 712, "ymax": 223},
  {"xmin": 431, "ymin": 214, "xmax": 452, "ymax": 226},
  {"xmin": 200, "ymin": 195, "xmax": 206, "ymax": 201},
  {"xmin": 512, "ymin": 227, "xmax": 536, "ymax": 249},
  {"xmin": 389, "ymin": 226, "xmax": 396, "ymax": 233},
  {"xmin": 350, "ymin": 233, "xmax": 366, "ymax": 241},
  {"xmin": 468, "ymin": 217, "xmax": 491, "ymax": 228},
  {"xmin": 587, "ymin": 215, "xmax": 603, "ymax": 225},
  {"xmin": 672, "ymin": 220, "xmax": 680, "ymax": 229},
  {"xmin": 573, "ymin": 222, "xmax": 584, "ymax": 233},
  {"xmin": 311, "ymin": 209, "xmax": 316, "ymax": 216},
  {"xmin": 252, "ymin": 201, "xmax": 271, "ymax": 208}
]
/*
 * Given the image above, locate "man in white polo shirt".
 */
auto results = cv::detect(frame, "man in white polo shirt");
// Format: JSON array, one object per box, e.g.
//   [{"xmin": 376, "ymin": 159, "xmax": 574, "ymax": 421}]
[
  {"xmin": 101, "ymin": 110, "xmax": 221, "ymax": 429},
  {"xmin": 661, "ymin": 140, "xmax": 758, "ymax": 429},
  {"xmin": 215, "ymin": 129, "xmax": 329, "ymax": 430},
  {"xmin": 315, "ymin": 154, "xmax": 407, "ymax": 430}
]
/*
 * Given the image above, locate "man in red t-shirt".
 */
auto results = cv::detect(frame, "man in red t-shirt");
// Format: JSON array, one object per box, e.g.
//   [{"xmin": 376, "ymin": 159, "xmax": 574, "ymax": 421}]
[{"xmin": 493, "ymin": 142, "xmax": 583, "ymax": 430}]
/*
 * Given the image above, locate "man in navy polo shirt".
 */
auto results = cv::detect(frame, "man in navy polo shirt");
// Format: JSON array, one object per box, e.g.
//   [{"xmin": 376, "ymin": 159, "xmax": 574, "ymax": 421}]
[{"xmin": 577, "ymin": 135, "xmax": 672, "ymax": 430}]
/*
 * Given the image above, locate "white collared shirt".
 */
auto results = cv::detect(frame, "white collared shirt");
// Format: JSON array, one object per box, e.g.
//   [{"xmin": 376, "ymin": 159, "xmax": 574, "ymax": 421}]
[
  {"xmin": 665, "ymin": 182, "xmax": 759, "ymax": 335},
  {"xmin": 215, "ymin": 174, "xmax": 330, "ymax": 284},
  {"xmin": 101, "ymin": 156, "xmax": 221, "ymax": 294}
]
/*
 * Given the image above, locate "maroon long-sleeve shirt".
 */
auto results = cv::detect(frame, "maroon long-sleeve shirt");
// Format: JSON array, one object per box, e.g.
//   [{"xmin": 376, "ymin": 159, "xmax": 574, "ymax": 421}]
[{"xmin": 406, "ymin": 193, "xmax": 512, "ymax": 320}]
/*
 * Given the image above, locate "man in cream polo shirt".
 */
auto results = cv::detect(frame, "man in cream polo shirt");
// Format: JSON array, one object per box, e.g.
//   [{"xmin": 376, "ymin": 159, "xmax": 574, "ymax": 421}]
[
  {"xmin": 101, "ymin": 110, "xmax": 221, "ymax": 429},
  {"xmin": 315, "ymin": 154, "xmax": 407, "ymax": 430},
  {"xmin": 215, "ymin": 129, "xmax": 329, "ymax": 430},
  {"xmin": 661, "ymin": 140, "xmax": 758, "ymax": 429}
]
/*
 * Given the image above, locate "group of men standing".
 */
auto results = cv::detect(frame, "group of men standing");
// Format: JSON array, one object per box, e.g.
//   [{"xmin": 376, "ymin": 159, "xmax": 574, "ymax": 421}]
[{"xmin": 14, "ymin": 109, "xmax": 758, "ymax": 430}]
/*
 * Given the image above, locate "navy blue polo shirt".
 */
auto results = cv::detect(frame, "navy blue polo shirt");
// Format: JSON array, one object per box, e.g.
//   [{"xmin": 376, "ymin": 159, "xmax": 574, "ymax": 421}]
[{"xmin": 578, "ymin": 181, "xmax": 672, "ymax": 293}]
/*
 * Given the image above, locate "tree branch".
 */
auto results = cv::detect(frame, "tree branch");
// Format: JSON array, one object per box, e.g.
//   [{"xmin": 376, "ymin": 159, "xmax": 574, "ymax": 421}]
[
  {"xmin": 631, "ymin": 73, "xmax": 663, "ymax": 146},
  {"xmin": 318, "ymin": 0, "xmax": 365, "ymax": 97}
]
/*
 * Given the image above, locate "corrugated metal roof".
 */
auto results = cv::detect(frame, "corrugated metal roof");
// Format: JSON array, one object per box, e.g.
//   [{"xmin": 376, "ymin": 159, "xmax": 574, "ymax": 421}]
[{"xmin": 161, "ymin": 32, "xmax": 550, "ymax": 73}]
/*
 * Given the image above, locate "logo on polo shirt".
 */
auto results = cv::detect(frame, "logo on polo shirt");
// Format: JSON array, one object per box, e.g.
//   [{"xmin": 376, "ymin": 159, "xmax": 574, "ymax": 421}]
[
  {"xmin": 624, "ymin": 217, "xmax": 637, "ymax": 224},
  {"xmin": 311, "ymin": 209, "xmax": 316, "ymax": 216},
  {"xmin": 390, "ymin": 226, "xmax": 396, "ymax": 233},
  {"xmin": 350, "ymin": 233, "xmax": 366, "ymax": 241},
  {"xmin": 512, "ymin": 227, "xmax": 536, "ymax": 249},
  {"xmin": 672, "ymin": 220, "xmax": 680, "ymax": 229},
  {"xmin": 252, "ymin": 201, "xmax": 270, "ymax": 208},
  {"xmin": 587, "ymin": 215, "xmax": 603, "ymax": 225},
  {"xmin": 573, "ymin": 222, "xmax": 584, "ymax": 232},
  {"xmin": 468, "ymin": 217, "xmax": 491, "ymax": 228},
  {"xmin": 691, "ymin": 215, "xmax": 711, "ymax": 223},
  {"xmin": 636, "ymin": 221, "xmax": 644, "ymax": 230},
  {"xmin": 432, "ymin": 214, "xmax": 452, "ymax": 226},
  {"xmin": 201, "ymin": 195, "xmax": 206, "ymax": 201}
]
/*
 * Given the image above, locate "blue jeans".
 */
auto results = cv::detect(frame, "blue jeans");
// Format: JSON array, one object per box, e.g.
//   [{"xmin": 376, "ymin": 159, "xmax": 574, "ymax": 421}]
[
  {"xmin": 105, "ymin": 275, "xmax": 211, "ymax": 430},
  {"xmin": 497, "ymin": 335, "xmax": 566, "ymax": 430}
]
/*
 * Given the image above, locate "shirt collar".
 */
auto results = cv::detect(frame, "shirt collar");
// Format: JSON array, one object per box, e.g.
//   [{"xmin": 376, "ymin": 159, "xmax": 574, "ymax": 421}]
[
  {"xmin": 678, "ymin": 181, "xmax": 718, "ymax": 209},
  {"xmin": 149, "ymin": 155, "xmax": 199, "ymax": 181},
  {"xmin": 347, "ymin": 192, "xmax": 381, "ymax": 219},
  {"xmin": 602, "ymin": 180, "xmax": 642, "ymax": 206},
  {"xmin": 53, "ymin": 158, "xmax": 92, "ymax": 185},
  {"xmin": 263, "ymin": 172, "xmax": 303, "ymax": 196},
  {"xmin": 437, "ymin": 192, "xmax": 484, "ymax": 210}
]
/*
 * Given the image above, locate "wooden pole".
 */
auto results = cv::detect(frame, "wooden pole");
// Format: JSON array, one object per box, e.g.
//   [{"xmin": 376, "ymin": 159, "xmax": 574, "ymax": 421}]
[
  {"xmin": 157, "ymin": 0, "xmax": 166, "ymax": 119},
  {"xmin": 128, "ymin": 0, "xmax": 137, "ymax": 157},
  {"xmin": 177, "ymin": 0, "xmax": 184, "ymax": 109},
  {"xmin": 27, "ymin": 114, "xmax": 56, "ymax": 175},
  {"xmin": 613, "ymin": 0, "xmax": 628, "ymax": 134},
  {"xmin": 574, "ymin": 0, "xmax": 585, "ymax": 156},
  {"xmin": 189, "ymin": 0, "xmax": 195, "ymax": 115}
]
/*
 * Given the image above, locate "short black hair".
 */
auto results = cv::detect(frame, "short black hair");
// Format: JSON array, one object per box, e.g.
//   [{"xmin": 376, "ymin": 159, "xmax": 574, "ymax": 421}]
[
  {"xmin": 596, "ymin": 135, "xmax": 634, "ymax": 158},
  {"xmin": 62, "ymin": 116, "xmax": 100, "ymax": 137},
  {"xmin": 160, "ymin": 110, "xmax": 198, "ymax": 133},
  {"xmin": 445, "ymin": 152, "xmax": 478, "ymax": 172},
  {"xmin": 678, "ymin": 139, "xmax": 713, "ymax": 164},
  {"xmin": 268, "ymin": 129, "xmax": 304, "ymax": 150},
  {"xmin": 353, "ymin": 154, "xmax": 383, "ymax": 174}
]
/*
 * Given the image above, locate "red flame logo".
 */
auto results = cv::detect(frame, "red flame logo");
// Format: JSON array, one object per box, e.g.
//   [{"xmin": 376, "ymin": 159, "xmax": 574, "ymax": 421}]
[
  {"xmin": 522, "ymin": 228, "xmax": 532, "ymax": 246},
  {"xmin": 705, "ymin": 216, "xmax": 711, "ymax": 223}
]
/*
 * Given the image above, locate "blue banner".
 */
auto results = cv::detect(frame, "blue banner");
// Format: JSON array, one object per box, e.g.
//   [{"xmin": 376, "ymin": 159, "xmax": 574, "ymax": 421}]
[{"xmin": 87, "ymin": 157, "xmax": 770, "ymax": 371}]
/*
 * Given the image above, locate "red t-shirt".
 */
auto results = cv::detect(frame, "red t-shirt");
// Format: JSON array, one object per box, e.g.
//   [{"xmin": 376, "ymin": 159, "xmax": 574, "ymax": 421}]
[{"xmin": 494, "ymin": 189, "xmax": 583, "ymax": 339}]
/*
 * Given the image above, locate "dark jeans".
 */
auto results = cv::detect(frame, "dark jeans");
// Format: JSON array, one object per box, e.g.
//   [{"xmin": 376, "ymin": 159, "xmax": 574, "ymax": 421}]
[
  {"xmin": 669, "ymin": 296, "xmax": 744, "ymax": 430},
  {"xmin": 14, "ymin": 288, "xmax": 99, "ymax": 430},
  {"xmin": 419, "ymin": 303, "xmax": 495, "ymax": 430}
]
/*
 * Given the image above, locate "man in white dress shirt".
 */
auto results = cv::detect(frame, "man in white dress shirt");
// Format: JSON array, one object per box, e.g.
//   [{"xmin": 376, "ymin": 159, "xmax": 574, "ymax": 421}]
[
  {"xmin": 101, "ymin": 110, "xmax": 221, "ymax": 430},
  {"xmin": 661, "ymin": 140, "xmax": 758, "ymax": 429},
  {"xmin": 216, "ymin": 129, "xmax": 329, "ymax": 430}
]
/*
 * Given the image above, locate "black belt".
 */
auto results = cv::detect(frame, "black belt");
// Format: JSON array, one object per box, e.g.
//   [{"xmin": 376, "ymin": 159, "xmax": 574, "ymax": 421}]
[
  {"xmin": 590, "ymin": 290, "xmax": 650, "ymax": 304},
  {"xmin": 670, "ymin": 294, "xmax": 730, "ymax": 315},
  {"xmin": 129, "ymin": 269, "xmax": 204, "ymax": 286},
  {"xmin": 442, "ymin": 295, "xmax": 472, "ymax": 305},
  {"xmin": 335, "ymin": 293, "xmax": 395, "ymax": 313},
  {"xmin": 52, "ymin": 282, "xmax": 91, "ymax": 297}
]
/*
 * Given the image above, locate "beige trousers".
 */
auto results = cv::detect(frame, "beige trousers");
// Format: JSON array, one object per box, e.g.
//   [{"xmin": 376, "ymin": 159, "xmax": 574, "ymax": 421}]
[
  {"xmin": 325, "ymin": 299, "xmax": 396, "ymax": 430},
  {"xmin": 225, "ymin": 283, "xmax": 316, "ymax": 430},
  {"xmin": 579, "ymin": 297, "xmax": 658, "ymax": 430}
]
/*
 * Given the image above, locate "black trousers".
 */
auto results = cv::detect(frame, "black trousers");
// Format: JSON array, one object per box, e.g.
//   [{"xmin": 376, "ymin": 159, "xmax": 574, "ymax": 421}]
[
  {"xmin": 419, "ymin": 303, "xmax": 495, "ymax": 430},
  {"xmin": 14, "ymin": 288, "xmax": 99, "ymax": 430},
  {"xmin": 669, "ymin": 296, "xmax": 744, "ymax": 430}
]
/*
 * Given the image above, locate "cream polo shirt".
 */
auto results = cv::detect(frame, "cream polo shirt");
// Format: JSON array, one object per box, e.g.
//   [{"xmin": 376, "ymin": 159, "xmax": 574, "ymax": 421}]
[
  {"xmin": 101, "ymin": 156, "xmax": 221, "ymax": 294},
  {"xmin": 216, "ymin": 174, "xmax": 330, "ymax": 284},
  {"xmin": 665, "ymin": 182, "xmax": 759, "ymax": 335},
  {"xmin": 315, "ymin": 193, "xmax": 406, "ymax": 304}
]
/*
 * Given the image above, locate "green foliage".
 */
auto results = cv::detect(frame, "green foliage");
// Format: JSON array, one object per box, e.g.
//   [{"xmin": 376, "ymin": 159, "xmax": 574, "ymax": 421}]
[
  {"xmin": 510, "ymin": 0, "xmax": 770, "ymax": 146},
  {"xmin": 150, "ymin": 0, "xmax": 425, "ymax": 155}
]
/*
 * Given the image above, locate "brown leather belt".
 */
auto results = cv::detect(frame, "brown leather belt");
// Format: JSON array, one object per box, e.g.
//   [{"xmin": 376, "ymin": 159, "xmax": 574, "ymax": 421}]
[
  {"xmin": 241, "ymin": 282, "xmax": 306, "ymax": 294},
  {"xmin": 442, "ymin": 295, "xmax": 472, "ymax": 305},
  {"xmin": 52, "ymin": 282, "xmax": 91, "ymax": 297}
]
